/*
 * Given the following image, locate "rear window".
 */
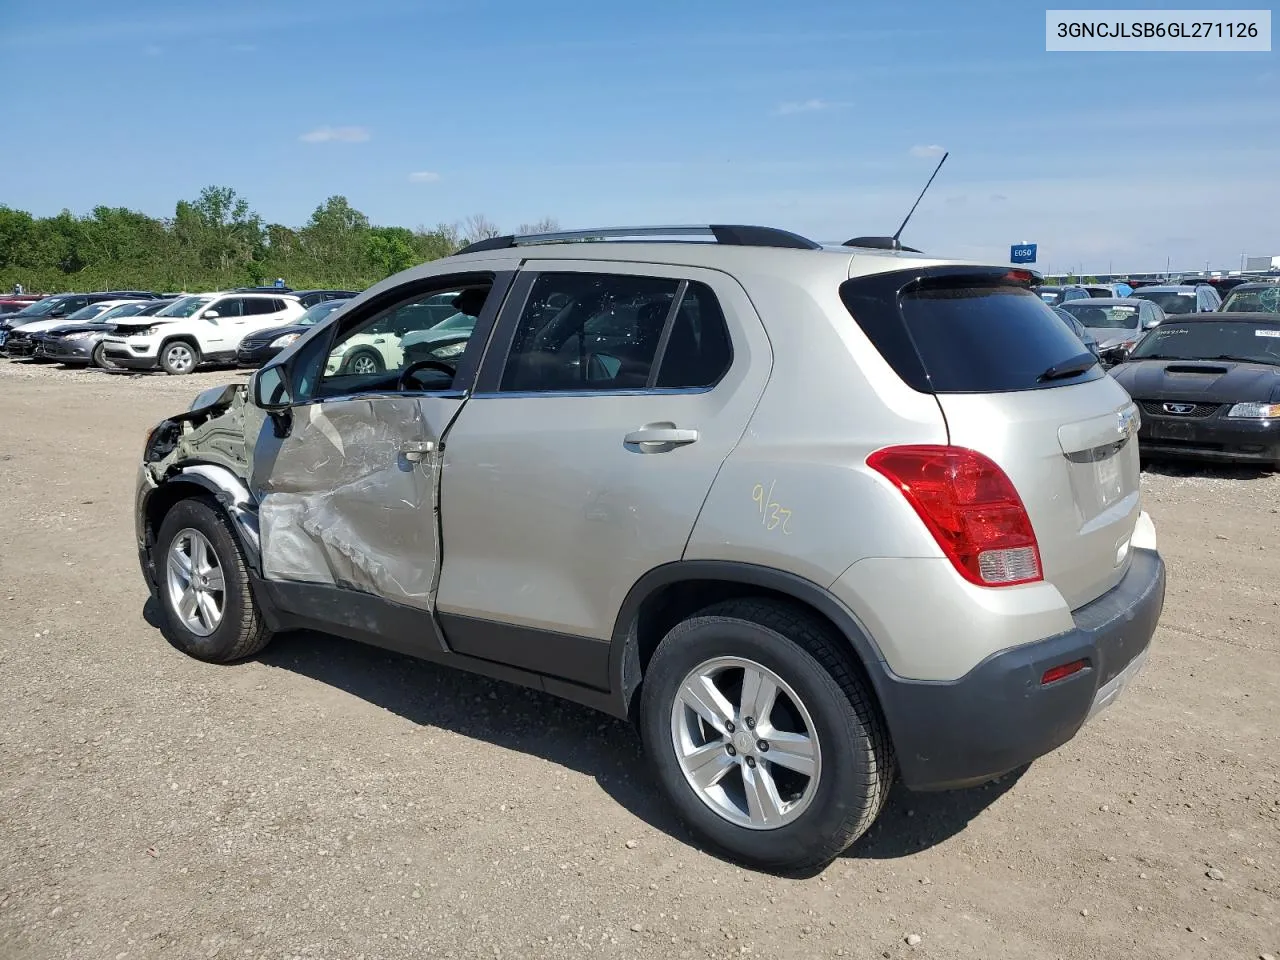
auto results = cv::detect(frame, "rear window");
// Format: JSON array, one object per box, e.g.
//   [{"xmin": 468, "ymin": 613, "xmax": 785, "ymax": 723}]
[
  {"xmin": 1131, "ymin": 290, "xmax": 1199, "ymax": 315},
  {"xmin": 1060, "ymin": 302, "xmax": 1141, "ymax": 329},
  {"xmin": 841, "ymin": 272, "xmax": 1103, "ymax": 394}
]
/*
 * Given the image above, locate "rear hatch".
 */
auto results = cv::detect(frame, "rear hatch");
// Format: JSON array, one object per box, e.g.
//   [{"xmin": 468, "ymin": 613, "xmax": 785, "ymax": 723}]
[{"xmin": 842, "ymin": 266, "xmax": 1141, "ymax": 610}]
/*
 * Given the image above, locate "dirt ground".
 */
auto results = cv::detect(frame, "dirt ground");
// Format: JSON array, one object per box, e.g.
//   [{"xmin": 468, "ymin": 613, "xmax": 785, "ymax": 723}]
[{"xmin": 0, "ymin": 358, "xmax": 1276, "ymax": 960}]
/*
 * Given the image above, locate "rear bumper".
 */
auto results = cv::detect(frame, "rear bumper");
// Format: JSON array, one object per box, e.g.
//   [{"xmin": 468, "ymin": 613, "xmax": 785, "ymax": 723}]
[
  {"xmin": 880, "ymin": 547, "xmax": 1166, "ymax": 791},
  {"xmin": 1138, "ymin": 416, "xmax": 1280, "ymax": 465}
]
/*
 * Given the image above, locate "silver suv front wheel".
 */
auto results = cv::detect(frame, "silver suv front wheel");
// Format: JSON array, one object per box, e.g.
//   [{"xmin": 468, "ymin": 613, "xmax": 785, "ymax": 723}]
[
  {"xmin": 154, "ymin": 497, "xmax": 271, "ymax": 662},
  {"xmin": 640, "ymin": 599, "xmax": 894, "ymax": 873}
]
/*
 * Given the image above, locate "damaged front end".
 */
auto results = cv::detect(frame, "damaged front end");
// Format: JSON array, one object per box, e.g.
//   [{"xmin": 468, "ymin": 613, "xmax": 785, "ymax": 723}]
[{"xmin": 136, "ymin": 383, "xmax": 267, "ymax": 592}]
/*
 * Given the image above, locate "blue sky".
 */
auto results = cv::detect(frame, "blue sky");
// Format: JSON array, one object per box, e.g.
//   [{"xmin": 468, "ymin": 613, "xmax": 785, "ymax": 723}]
[{"xmin": 2, "ymin": 0, "xmax": 1276, "ymax": 272}]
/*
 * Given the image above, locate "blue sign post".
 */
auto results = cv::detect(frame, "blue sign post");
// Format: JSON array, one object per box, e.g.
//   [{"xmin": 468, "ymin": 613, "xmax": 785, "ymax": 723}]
[{"xmin": 1010, "ymin": 243, "xmax": 1037, "ymax": 264}]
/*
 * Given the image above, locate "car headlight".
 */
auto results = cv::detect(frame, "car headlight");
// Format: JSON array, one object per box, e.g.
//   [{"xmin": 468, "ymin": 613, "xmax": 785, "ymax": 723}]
[
  {"xmin": 63, "ymin": 330, "xmax": 95, "ymax": 341},
  {"xmin": 1227, "ymin": 402, "xmax": 1280, "ymax": 419},
  {"xmin": 128, "ymin": 326, "xmax": 157, "ymax": 337},
  {"xmin": 431, "ymin": 341, "xmax": 467, "ymax": 359},
  {"xmin": 270, "ymin": 333, "xmax": 301, "ymax": 349}
]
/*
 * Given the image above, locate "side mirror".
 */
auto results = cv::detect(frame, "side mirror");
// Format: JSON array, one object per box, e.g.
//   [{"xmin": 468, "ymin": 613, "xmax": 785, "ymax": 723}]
[
  {"xmin": 1143, "ymin": 318, "xmax": 1160, "ymax": 329},
  {"xmin": 202, "ymin": 310, "xmax": 220, "ymax": 319},
  {"xmin": 252, "ymin": 364, "xmax": 294, "ymax": 412}
]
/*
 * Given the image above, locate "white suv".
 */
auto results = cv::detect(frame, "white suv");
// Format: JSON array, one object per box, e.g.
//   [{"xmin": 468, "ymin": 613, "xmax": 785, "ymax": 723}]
[{"xmin": 102, "ymin": 292, "xmax": 305, "ymax": 374}]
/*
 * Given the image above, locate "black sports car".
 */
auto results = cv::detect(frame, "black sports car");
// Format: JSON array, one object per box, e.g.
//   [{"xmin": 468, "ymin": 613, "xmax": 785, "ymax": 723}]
[{"xmin": 1111, "ymin": 313, "xmax": 1280, "ymax": 468}]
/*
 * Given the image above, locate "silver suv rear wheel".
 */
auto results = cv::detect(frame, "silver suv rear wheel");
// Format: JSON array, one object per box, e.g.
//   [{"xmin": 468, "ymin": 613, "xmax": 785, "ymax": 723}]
[
  {"xmin": 670, "ymin": 656, "xmax": 821, "ymax": 830},
  {"xmin": 640, "ymin": 599, "xmax": 894, "ymax": 872}
]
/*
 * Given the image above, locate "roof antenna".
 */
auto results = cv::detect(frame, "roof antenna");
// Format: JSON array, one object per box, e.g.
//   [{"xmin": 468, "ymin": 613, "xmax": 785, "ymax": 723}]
[{"xmin": 844, "ymin": 150, "xmax": 949, "ymax": 253}]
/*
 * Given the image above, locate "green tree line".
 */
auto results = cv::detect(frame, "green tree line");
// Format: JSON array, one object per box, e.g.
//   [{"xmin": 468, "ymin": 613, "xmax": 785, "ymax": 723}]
[{"xmin": 0, "ymin": 186, "xmax": 558, "ymax": 294}]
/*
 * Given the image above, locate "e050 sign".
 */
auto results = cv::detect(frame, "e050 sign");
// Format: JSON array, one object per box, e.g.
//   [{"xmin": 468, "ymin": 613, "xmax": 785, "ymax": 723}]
[{"xmin": 1011, "ymin": 243, "xmax": 1037, "ymax": 264}]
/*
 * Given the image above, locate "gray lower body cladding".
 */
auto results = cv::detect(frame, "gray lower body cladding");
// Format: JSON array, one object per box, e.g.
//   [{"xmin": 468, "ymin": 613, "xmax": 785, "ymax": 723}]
[{"xmin": 877, "ymin": 548, "xmax": 1165, "ymax": 790}]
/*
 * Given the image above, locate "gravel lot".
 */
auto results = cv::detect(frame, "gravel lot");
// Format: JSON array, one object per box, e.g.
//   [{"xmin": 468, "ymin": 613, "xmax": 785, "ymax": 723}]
[{"xmin": 1, "ymin": 358, "xmax": 1277, "ymax": 960}]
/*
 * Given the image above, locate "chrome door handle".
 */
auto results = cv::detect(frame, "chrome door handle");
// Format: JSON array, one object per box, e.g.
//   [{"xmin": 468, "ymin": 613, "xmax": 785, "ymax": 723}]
[
  {"xmin": 401, "ymin": 440, "xmax": 437, "ymax": 462},
  {"xmin": 624, "ymin": 424, "xmax": 699, "ymax": 447}
]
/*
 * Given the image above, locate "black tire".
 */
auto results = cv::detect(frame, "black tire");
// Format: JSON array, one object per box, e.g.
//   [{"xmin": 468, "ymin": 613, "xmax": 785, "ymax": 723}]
[
  {"xmin": 154, "ymin": 497, "xmax": 271, "ymax": 663},
  {"xmin": 343, "ymin": 348, "xmax": 384, "ymax": 375},
  {"xmin": 159, "ymin": 339, "xmax": 201, "ymax": 375},
  {"xmin": 640, "ymin": 599, "xmax": 894, "ymax": 873},
  {"xmin": 91, "ymin": 342, "xmax": 113, "ymax": 369}
]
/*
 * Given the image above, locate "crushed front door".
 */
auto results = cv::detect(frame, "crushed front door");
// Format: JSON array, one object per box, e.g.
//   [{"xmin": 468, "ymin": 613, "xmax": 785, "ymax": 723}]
[{"xmin": 250, "ymin": 395, "xmax": 459, "ymax": 610}]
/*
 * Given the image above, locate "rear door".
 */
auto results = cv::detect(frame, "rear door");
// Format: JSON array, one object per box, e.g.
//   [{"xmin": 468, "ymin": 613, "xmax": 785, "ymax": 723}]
[
  {"xmin": 843, "ymin": 268, "xmax": 1142, "ymax": 610},
  {"xmin": 434, "ymin": 261, "xmax": 770, "ymax": 683}
]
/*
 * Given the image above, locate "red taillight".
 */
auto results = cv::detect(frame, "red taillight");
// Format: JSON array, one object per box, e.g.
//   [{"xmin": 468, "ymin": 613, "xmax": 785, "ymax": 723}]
[
  {"xmin": 1041, "ymin": 659, "xmax": 1088, "ymax": 685},
  {"xmin": 867, "ymin": 445, "xmax": 1043, "ymax": 587}
]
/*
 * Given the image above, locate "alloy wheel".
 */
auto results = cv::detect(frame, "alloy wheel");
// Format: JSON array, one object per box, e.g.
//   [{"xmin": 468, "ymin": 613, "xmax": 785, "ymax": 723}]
[
  {"xmin": 165, "ymin": 528, "xmax": 225, "ymax": 637},
  {"xmin": 670, "ymin": 656, "xmax": 822, "ymax": 830}
]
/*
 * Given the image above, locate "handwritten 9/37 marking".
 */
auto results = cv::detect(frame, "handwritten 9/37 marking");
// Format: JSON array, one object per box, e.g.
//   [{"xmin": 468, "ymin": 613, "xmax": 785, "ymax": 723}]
[{"xmin": 752, "ymin": 482, "xmax": 793, "ymax": 534}]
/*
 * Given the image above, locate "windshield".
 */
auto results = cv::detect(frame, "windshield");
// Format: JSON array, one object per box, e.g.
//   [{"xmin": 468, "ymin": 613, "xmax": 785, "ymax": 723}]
[
  {"xmin": 1128, "ymin": 320, "xmax": 1280, "ymax": 364},
  {"xmin": 296, "ymin": 299, "xmax": 349, "ymax": 326},
  {"xmin": 1060, "ymin": 302, "xmax": 1141, "ymax": 329},
  {"xmin": 10, "ymin": 296, "xmax": 70, "ymax": 318},
  {"xmin": 93, "ymin": 302, "xmax": 150, "ymax": 322},
  {"xmin": 156, "ymin": 296, "xmax": 214, "ymax": 318},
  {"xmin": 1131, "ymin": 290, "xmax": 1199, "ymax": 315},
  {"xmin": 1037, "ymin": 288, "xmax": 1064, "ymax": 306},
  {"xmin": 1221, "ymin": 286, "xmax": 1280, "ymax": 314},
  {"xmin": 431, "ymin": 311, "xmax": 476, "ymax": 332},
  {"xmin": 65, "ymin": 303, "xmax": 114, "ymax": 322}
]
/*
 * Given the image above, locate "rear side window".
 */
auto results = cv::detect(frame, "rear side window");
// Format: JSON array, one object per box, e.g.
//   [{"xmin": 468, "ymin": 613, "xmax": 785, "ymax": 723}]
[
  {"xmin": 841, "ymin": 272, "xmax": 1103, "ymax": 394},
  {"xmin": 498, "ymin": 272, "xmax": 732, "ymax": 393}
]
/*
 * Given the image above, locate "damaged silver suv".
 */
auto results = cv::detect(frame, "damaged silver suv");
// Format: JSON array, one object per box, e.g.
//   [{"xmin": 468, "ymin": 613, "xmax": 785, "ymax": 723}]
[{"xmin": 135, "ymin": 225, "xmax": 1166, "ymax": 872}]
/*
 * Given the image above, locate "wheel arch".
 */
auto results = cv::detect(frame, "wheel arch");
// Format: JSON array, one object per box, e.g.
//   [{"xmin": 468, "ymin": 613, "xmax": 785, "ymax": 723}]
[
  {"xmin": 609, "ymin": 561, "xmax": 893, "ymax": 727},
  {"xmin": 143, "ymin": 465, "xmax": 260, "ymax": 575},
  {"xmin": 158, "ymin": 334, "xmax": 202, "ymax": 366}
]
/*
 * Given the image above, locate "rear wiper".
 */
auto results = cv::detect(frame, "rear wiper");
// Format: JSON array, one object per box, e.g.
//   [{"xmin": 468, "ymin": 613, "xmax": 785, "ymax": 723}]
[{"xmin": 1038, "ymin": 352, "xmax": 1098, "ymax": 382}]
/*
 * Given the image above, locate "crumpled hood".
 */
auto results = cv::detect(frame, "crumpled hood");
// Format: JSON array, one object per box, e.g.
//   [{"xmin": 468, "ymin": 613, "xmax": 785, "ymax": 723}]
[{"xmin": 1111, "ymin": 359, "xmax": 1280, "ymax": 403}]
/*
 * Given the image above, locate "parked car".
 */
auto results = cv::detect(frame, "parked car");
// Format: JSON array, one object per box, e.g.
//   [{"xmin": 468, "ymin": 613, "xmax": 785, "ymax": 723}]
[
  {"xmin": 1178, "ymin": 275, "xmax": 1252, "ymax": 295},
  {"xmin": 133, "ymin": 223, "xmax": 1164, "ymax": 872},
  {"xmin": 101, "ymin": 292, "xmax": 306, "ymax": 374},
  {"xmin": 235, "ymin": 297, "xmax": 355, "ymax": 367},
  {"xmin": 1057, "ymin": 298, "xmax": 1166, "ymax": 367},
  {"xmin": 1128, "ymin": 283, "xmax": 1221, "ymax": 315},
  {"xmin": 1050, "ymin": 306, "xmax": 1100, "ymax": 358},
  {"xmin": 2, "ymin": 299, "xmax": 149, "ymax": 358},
  {"xmin": 1218, "ymin": 281, "xmax": 1280, "ymax": 315},
  {"xmin": 1035, "ymin": 284, "xmax": 1092, "ymax": 306},
  {"xmin": 0, "ymin": 295, "xmax": 44, "ymax": 315},
  {"xmin": 0, "ymin": 292, "xmax": 155, "ymax": 342},
  {"xmin": 233, "ymin": 287, "xmax": 357, "ymax": 308},
  {"xmin": 1111, "ymin": 313, "xmax": 1280, "ymax": 468},
  {"xmin": 33, "ymin": 299, "xmax": 177, "ymax": 366}
]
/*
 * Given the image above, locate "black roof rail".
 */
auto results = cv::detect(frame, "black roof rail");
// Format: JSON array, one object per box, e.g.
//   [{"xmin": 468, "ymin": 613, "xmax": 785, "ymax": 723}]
[
  {"xmin": 842, "ymin": 236, "xmax": 923, "ymax": 254},
  {"xmin": 454, "ymin": 224, "xmax": 822, "ymax": 256}
]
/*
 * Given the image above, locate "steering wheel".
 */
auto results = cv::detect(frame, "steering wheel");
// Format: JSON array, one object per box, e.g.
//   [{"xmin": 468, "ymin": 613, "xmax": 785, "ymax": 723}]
[{"xmin": 398, "ymin": 358, "xmax": 457, "ymax": 391}]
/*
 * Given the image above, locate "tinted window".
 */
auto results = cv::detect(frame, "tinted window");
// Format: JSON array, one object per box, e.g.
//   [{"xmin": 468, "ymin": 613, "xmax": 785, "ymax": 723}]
[
  {"xmin": 1129, "ymin": 320, "xmax": 1280, "ymax": 364},
  {"xmin": 241, "ymin": 298, "xmax": 277, "ymax": 316},
  {"xmin": 1061, "ymin": 302, "xmax": 1141, "ymax": 329},
  {"xmin": 842, "ymin": 275, "xmax": 1102, "ymax": 393},
  {"xmin": 499, "ymin": 273, "xmax": 730, "ymax": 393},
  {"xmin": 209, "ymin": 298, "xmax": 243, "ymax": 318},
  {"xmin": 1131, "ymin": 290, "xmax": 1199, "ymax": 315}
]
